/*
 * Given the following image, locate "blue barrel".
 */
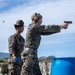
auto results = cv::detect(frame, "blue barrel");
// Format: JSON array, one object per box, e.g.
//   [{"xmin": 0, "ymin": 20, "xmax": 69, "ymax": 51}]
[{"xmin": 51, "ymin": 57, "xmax": 75, "ymax": 75}]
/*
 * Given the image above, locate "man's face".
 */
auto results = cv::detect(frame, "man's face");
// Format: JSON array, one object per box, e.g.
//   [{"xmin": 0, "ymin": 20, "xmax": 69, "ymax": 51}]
[
  {"xmin": 17, "ymin": 26, "xmax": 24, "ymax": 33},
  {"xmin": 38, "ymin": 18, "xmax": 42, "ymax": 25}
]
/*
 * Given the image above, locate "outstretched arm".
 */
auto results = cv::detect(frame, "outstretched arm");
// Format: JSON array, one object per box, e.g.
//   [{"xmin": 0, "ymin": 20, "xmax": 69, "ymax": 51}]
[{"xmin": 33, "ymin": 23, "xmax": 68, "ymax": 35}]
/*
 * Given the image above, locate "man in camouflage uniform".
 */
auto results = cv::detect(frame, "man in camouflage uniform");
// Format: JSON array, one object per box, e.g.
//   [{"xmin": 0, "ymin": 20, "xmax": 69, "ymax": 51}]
[
  {"xmin": 21, "ymin": 13, "xmax": 69, "ymax": 75},
  {"xmin": 8, "ymin": 20, "xmax": 25, "ymax": 75}
]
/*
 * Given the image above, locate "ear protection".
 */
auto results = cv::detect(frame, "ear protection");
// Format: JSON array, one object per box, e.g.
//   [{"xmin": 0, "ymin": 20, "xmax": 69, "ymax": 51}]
[{"xmin": 33, "ymin": 13, "xmax": 39, "ymax": 23}]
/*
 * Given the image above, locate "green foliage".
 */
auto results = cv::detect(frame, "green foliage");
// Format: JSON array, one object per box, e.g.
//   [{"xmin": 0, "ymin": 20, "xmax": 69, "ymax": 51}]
[
  {"xmin": 0, "ymin": 58, "xmax": 8, "ymax": 63},
  {"xmin": 0, "ymin": 58, "xmax": 5, "ymax": 63},
  {"xmin": 1, "ymin": 63, "xmax": 8, "ymax": 74},
  {"xmin": 38, "ymin": 55, "xmax": 56, "ymax": 62}
]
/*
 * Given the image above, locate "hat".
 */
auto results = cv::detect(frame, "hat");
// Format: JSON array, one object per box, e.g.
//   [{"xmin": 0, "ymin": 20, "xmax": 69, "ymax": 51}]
[{"xmin": 14, "ymin": 20, "xmax": 24, "ymax": 27}]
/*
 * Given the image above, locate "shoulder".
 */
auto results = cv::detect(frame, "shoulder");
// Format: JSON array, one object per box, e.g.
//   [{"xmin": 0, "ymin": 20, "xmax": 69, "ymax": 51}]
[
  {"xmin": 8, "ymin": 34, "xmax": 16, "ymax": 41},
  {"xmin": 27, "ymin": 24, "xmax": 45, "ymax": 32},
  {"xmin": 28, "ymin": 23, "xmax": 41, "ymax": 28},
  {"xmin": 34, "ymin": 24, "xmax": 45, "ymax": 28},
  {"xmin": 33, "ymin": 25, "xmax": 45, "ymax": 31}
]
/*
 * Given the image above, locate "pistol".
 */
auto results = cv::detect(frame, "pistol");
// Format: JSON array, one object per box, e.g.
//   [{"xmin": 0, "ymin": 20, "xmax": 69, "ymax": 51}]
[{"xmin": 64, "ymin": 21, "xmax": 72, "ymax": 24}]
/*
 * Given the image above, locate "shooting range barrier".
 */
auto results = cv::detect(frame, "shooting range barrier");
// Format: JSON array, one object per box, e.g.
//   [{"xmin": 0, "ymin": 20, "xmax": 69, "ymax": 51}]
[{"xmin": 51, "ymin": 57, "xmax": 75, "ymax": 75}]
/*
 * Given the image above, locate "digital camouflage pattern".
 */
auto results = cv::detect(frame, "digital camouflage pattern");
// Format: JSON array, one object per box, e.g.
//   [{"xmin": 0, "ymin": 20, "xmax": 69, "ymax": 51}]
[
  {"xmin": 21, "ymin": 23, "xmax": 60, "ymax": 75},
  {"xmin": 8, "ymin": 34, "xmax": 25, "ymax": 75}
]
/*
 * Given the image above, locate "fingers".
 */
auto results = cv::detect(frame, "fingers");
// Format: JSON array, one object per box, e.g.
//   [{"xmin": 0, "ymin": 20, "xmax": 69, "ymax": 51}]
[
  {"xmin": 60, "ymin": 23, "xmax": 68, "ymax": 29},
  {"xmin": 64, "ymin": 23, "xmax": 68, "ymax": 29}
]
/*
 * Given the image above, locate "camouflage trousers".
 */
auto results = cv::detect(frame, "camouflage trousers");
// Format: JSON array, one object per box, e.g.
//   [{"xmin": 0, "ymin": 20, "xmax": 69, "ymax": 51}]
[
  {"xmin": 8, "ymin": 58, "xmax": 22, "ymax": 75},
  {"xmin": 21, "ymin": 54, "xmax": 42, "ymax": 75}
]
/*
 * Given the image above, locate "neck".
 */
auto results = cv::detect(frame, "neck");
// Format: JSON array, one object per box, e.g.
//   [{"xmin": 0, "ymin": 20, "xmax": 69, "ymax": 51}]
[
  {"xmin": 32, "ymin": 21, "xmax": 37, "ymax": 24},
  {"xmin": 15, "ymin": 31, "xmax": 21, "ymax": 37}
]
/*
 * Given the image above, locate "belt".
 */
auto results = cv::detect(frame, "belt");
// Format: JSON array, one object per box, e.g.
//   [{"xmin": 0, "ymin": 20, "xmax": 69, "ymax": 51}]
[
  {"xmin": 25, "ymin": 46, "xmax": 36, "ymax": 50},
  {"xmin": 25, "ymin": 47, "xmax": 37, "ymax": 54}
]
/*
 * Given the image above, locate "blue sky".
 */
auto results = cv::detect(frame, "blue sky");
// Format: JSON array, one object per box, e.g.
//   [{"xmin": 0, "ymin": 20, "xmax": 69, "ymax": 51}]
[{"xmin": 0, "ymin": 0, "xmax": 75, "ymax": 57}]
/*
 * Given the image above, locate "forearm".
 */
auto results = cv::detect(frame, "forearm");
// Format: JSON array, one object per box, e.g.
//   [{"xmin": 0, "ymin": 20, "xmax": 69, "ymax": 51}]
[{"xmin": 39, "ymin": 25, "xmax": 60, "ymax": 35}]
